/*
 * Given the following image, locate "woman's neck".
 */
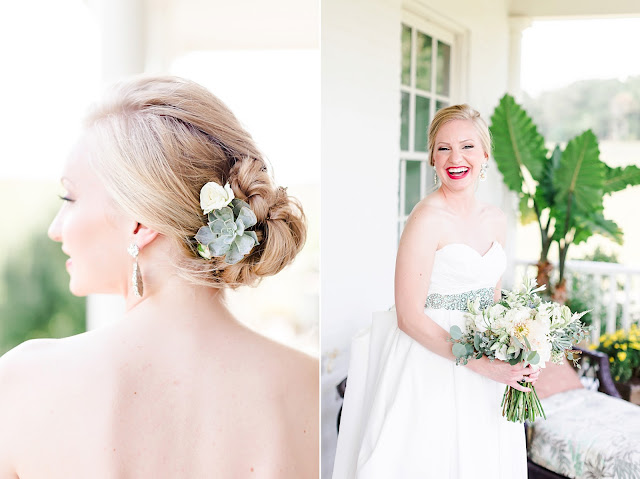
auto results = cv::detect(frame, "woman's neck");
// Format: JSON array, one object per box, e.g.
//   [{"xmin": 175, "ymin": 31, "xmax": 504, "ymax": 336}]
[{"xmin": 437, "ymin": 185, "xmax": 478, "ymax": 216}]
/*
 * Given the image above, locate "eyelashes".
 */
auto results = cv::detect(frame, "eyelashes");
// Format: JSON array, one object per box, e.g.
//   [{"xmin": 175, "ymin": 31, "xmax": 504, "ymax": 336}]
[{"xmin": 58, "ymin": 195, "xmax": 74, "ymax": 202}]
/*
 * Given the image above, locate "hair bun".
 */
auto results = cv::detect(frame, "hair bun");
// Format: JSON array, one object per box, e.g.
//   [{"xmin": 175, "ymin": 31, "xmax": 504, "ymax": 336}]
[{"xmin": 220, "ymin": 157, "xmax": 306, "ymax": 286}]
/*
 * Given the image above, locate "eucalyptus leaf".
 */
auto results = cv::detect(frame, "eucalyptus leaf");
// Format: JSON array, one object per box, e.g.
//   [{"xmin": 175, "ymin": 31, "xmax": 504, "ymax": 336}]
[
  {"xmin": 195, "ymin": 226, "xmax": 215, "ymax": 245},
  {"xmin": 523, "ymin": 336, "xmax": 532, "ymax": 350},
  {"xmin": 452, "ymin": 343, "xmax": 467, "ymax": 358},
  {"xmin": 464, "ymin": 343, "xmax": 474, "ymax": 355},
  {"xmin": 450, "ymin": 325, "xmax": 462, "ymax": 340},
  {"xmin": 529, "ymin": 352, "xmax": 540, "ymax": 365},
  {"xmin": 474, "ymin": 333, "xmax": 481, "ymax": 350}
]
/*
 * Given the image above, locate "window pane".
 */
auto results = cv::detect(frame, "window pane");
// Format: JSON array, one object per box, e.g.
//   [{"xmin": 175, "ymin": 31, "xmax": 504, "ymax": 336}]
[
  {"xmin": 414, "ymin": 95, "xmax": 430, "ymax": 152},
  {"xmin": 401, "ymin": 24, "xmax": 411, "ymax": 86},
  {"xmin": 416, "ymin": 32, "xmax": 432, "ymax": 91},
  {"xmin": 436, "ymin": 41, "xmax": 451, "ymax": 96},
  {"xmin": 436, "ymin": 100, "xmax": 449, "ymax": 112},
  {"xmin": 405, "ymin": 160, "xmax": 421, "ymax": 215},
  {"xmin": 400, "ymin": 91, "xmax": 410, "ymax": 150}
]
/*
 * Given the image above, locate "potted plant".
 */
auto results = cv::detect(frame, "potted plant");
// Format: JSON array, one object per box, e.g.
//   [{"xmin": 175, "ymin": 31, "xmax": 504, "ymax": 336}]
[
  {"xmin": 593, "ymin": 324, "xmax": 640, "ymax": 404},
  {"xmin": 489, "ymin": 94, "xmax": 640, "ymax": 302}
]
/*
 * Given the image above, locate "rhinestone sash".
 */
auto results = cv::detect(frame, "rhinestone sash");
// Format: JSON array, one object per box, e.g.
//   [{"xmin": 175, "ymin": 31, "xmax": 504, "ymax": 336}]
[{"xmin": 424, "ymin": 287, "xmax": 494, "ymax": 312}]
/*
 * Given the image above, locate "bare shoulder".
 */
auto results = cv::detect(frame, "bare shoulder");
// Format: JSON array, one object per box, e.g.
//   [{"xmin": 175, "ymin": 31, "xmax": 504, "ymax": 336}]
[
  {"xmin": 0, "ymin": 338, "xmax": 61, "ymax": 391},
  {"xmin": 0, "ymin": 331, "xmax": 103, "ymax": 404},
  {"xmin": 249, "ymin": 333, "xmax": 318, "ymax": 400},
  {"xmin": 404, "ymin": 195, "xmax": 447, "ymax": 236}
]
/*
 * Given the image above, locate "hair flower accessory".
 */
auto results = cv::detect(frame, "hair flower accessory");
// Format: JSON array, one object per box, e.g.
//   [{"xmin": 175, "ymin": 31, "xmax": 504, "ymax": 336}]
[
  {"xmin": 195, "ymin": 182, "xmax": 259, "ymax": 265},
  {"xmin": 200, "ymin": 181, "xmax": 235, "ymax": 214}
]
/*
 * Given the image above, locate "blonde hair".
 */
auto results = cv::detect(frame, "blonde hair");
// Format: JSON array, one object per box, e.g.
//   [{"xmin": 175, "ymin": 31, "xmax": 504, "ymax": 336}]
[
  {"xmin": 84, "ymin": 75, "xmax": 306, "ymax": 288},
  {"xmin": 427, "ymin": 104, "xmax": 491, "ymax": 166}
]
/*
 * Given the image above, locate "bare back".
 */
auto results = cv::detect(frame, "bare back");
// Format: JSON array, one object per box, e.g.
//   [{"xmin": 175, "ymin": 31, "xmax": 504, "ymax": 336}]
[{"xmin": 0, "ymin": 316, "xmax": 318, "ymax": 479}]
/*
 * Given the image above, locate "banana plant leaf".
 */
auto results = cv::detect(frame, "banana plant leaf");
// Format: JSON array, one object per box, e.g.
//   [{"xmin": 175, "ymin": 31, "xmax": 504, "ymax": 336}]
[
  {"xmin": 551, "ymin": 130, "xmax": 605, "ymax": 239},
  {"xmin": 603, "ymin": 164, "xmax": 640, "ymax": 195},
  {"xmin": 490, "ymin": 94, "xmax": 548, "ymax": 193}
]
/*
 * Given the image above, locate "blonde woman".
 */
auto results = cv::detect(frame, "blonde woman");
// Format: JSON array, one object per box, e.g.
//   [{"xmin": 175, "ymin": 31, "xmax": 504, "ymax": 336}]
[
  {"xmin": 333, "ymin": 105, "xmax": 538, "ymax": 478},
  {"xmin": 0, "ymin": 76, "xmax": 318, "ymax": 478}
]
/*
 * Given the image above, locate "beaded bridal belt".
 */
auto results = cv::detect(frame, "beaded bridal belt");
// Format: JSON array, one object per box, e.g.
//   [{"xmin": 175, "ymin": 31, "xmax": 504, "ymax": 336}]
[{"xmin": 424, "ymin": 287, "xmax": 494, "ymax": 312}]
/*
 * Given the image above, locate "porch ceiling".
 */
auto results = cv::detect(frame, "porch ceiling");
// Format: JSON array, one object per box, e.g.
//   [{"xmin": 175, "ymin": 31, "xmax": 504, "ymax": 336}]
[
  {"xmin": 148, "ymin": 0, "xmax": 319, "ymax": 50},
  {"xmin": 509, "ymin": 0, "xmax": 640, "ymax": 19}
]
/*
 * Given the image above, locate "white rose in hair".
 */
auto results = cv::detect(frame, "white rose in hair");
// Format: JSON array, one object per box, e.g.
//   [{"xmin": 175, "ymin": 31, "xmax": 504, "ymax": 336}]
[{"xmin": 200, "ymin": 182, "xmax": 235, "ymax": 214}]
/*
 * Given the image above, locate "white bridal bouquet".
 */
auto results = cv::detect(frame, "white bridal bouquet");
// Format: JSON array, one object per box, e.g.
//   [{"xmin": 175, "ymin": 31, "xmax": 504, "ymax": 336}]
[{"xmin": 449, "ymin": 276, "xmax": 590, "ymax": 423}]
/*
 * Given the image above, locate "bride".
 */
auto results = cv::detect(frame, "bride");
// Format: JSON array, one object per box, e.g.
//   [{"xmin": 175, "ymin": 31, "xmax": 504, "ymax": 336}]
[
  {"xmin": 333, "ymin": 104, "xmax": 539, "ymax": 478},
  {"xmin": 0, "ymin": 76, "xmax": 318, "ymax": 478}
]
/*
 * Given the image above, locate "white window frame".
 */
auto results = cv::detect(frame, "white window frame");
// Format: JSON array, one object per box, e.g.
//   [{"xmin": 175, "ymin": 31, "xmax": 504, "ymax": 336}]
[{"xmin": 398, "ymin": 6, "xmax": 468, "ymax": 237}]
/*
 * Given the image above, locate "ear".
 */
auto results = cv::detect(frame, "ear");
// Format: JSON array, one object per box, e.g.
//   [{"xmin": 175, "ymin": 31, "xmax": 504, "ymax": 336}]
[{"xmin": 132, "ymin": 223, "xmax": 160, "ymax": 250}]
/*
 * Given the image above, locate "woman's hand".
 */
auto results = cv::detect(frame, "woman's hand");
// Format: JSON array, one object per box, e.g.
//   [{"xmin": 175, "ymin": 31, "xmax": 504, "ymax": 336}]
[{"xmin": 466, "ymin": 356, "xmax": 541, "ymax": 392}]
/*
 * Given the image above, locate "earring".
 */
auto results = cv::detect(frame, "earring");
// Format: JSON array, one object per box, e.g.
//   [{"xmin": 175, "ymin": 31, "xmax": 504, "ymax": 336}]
[
  {"xmin": 433, "ymin": 167, "xmax": 438, "ymax": 186},
  {"xmin": 127, "ymin": 243, "xmax": 143, "ymax": 298},
  {"xmin": 479, "ymin": 162, "xmax": 489, "ymax": 181}
]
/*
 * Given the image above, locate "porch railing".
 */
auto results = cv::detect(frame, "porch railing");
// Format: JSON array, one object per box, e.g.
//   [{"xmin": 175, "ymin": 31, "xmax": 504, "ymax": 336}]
[{"xmin": 514, "ymin": 259, "xmax": 640, "ymax": 345}]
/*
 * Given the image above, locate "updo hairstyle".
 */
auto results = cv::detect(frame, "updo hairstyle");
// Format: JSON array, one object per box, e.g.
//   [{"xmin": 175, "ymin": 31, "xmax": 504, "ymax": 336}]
[
  {"xmin": 427, "ymin": 104, "xmax": 492, "ymax": 166},
  {"xmin": 84, "ymin": 75, "xmax": 306, "ymax": 288}
]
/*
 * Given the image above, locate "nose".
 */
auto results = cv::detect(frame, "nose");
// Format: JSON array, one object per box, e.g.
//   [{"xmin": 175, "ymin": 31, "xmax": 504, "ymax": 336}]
[{"xmin": 48, "ymin": 209, "xmax": 62, "ymax": 243}]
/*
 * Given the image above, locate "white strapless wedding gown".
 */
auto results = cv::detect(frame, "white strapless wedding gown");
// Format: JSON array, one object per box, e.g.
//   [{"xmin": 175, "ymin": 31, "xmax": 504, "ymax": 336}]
[{"xmin": 332, "ymin": 242, "xmax": 527, "ymax": 479}]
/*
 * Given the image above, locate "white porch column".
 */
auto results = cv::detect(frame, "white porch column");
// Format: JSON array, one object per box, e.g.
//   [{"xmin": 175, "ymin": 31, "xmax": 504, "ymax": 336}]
[
  {"xmin": 85, "ymin": 0, "xmax": 146, "ymax": 330},
  {"xmin": 90, "ymin": 0, "xmax": 146, "ymax": 84},
  {"xmin": 507, "ymin": 16, "xmax": 532, "ymax": 101}
]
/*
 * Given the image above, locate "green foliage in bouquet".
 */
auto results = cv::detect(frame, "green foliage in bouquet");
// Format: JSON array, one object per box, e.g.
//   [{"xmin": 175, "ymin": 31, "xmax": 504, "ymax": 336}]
[
  {"xmin": 490, "ymin": 94, "xmax": 640, "ymax": 300},
  {"xmin": 448, "ymin": 275, "xmax": 590, "ymax": 423},
  {"xmin": 592, "ymin": 324, "xmax": 640, "ymax": 383}
]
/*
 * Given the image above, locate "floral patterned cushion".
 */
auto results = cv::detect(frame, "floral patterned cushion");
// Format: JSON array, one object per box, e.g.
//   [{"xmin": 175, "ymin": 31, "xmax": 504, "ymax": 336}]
[{"xmin": 528, "ymin": 388, "xmax": 640, "ymax": 478}]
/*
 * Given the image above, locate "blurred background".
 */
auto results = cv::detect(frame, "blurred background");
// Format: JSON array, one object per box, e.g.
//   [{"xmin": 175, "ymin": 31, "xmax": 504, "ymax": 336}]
[
  {"xmin": 0, "ymin": 0, "xmax": 319, "ymax": 357},
  {"xmin": 320, "ymin": 1, "xmax": 640, "ymax": 476}
]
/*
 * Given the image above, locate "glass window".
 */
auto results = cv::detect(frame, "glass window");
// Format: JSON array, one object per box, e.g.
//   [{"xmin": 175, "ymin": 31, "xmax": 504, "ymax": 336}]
[{"xmin": 398, "ymin": 21, "xmax": 453, "ymax": 233}]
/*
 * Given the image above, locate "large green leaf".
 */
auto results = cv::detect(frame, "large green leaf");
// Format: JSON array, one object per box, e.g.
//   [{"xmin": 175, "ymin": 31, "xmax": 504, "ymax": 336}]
[
  {"xmin": 534, "ymin": 145, "xmax": 561, "ymax": 212},
  {"xmin": 553, "ymin": 130, "xmax": 604, "ymax": 219},
  {"xmin": 602, "ymin": 164, "xmax": 640, "ymax": 195},
  {"xmin": 490, "ymin": 94, "xmax": 548, "ymax": 193},
  {"xmin": 572, "ymin": 211, "xmax": 623, "ymax": 246}
]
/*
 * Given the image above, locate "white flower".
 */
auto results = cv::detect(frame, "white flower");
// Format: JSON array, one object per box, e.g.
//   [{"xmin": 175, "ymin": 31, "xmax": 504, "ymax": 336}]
[
  {"xmin": 200, "ymin": 182, "xmax": 235, "ymax": 214},
  {"xmin": 495, "ymin": 343, "xmax": 509, "ymax": 361}
]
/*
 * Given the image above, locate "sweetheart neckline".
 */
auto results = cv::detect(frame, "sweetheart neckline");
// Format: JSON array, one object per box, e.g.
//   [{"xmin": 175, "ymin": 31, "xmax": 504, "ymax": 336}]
[{"xmin": 434, "ymin": 240, "xmax": 501, "ymax": 258}]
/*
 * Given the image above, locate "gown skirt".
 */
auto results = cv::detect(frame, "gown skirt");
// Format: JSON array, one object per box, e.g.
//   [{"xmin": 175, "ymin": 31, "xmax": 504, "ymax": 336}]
[{"xmin": 332, "ymin": 242, "xmax": 527, "ymax": 479}]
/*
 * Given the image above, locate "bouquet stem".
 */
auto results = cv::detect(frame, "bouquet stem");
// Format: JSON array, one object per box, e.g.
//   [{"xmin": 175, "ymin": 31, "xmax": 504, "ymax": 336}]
[{"xmin": 500, "ymin": 383, "xmax": 546, "ymax": 423}]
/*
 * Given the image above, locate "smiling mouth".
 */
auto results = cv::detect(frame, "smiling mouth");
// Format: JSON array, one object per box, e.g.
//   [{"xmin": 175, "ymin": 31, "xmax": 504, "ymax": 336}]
[{"xmin": 446, "ymin": 166, "xmax": 470, "ymax": 179}]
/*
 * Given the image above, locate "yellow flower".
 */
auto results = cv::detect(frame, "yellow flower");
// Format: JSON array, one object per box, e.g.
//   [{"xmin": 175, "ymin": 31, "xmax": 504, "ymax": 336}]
[
  {"xmin": 599, "ymin": 334, "xmax": 607, "ymax": 343},
  {"xmin": 617, "ymin": 351, "xmax": 627, "ymax": 361},
  {"xmin": 589, "ymin": 343, "xmax": 597, "ymax": 350},
  {"xmin": 604, "ymin": 340, "xmax": 613, "ymax": 348},
  {"xmin": 631, "ymin": 342, "xmax": 640, "ymax": 350},
  {"xmin": 614, "ymin": 344, "xmax": 620, "ymax": 349},
  {"xmin": 610, "ymin": 357, "xmax": 614, "ymax": 363},
  {"xmin": 622, "ymin": 343, "xmax": 628, "ymax": 350}
]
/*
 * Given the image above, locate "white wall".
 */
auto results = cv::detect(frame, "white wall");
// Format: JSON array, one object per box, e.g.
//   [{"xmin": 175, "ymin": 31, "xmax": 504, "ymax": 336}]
[{"xmin": 320, "ymin": 0, "xmax": 512, "ymax": 475}]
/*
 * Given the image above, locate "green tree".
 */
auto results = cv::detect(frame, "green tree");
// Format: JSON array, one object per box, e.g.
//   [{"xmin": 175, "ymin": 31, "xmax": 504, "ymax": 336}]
[{"xmin": 0, "ymin": 227, "xmax": 85, "ymax": 355}]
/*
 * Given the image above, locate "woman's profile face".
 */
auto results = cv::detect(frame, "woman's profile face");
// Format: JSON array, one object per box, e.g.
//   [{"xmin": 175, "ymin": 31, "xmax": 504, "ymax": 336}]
[
  {"xmin": 432, "ymin": 119, "xmax": 488, "ymax": 191},
  {"xmin": 48, "ymin": 133, "xmax": 134, "ymax": 297}
]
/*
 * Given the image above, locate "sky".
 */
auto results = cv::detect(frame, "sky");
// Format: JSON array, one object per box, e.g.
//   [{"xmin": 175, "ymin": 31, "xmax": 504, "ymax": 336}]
[{"xmin": 521, "ymin": 17, "xmax": 640, "ymax": 97}]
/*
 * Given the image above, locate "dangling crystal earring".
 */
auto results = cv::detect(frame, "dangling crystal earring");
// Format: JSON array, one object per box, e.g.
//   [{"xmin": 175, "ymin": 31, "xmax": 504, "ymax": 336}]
[
  {"xmin": 127, "ymin": 243, "xmax": 143, "ymax": 298},
  {"xmin": 479, "ymin": 162, "xmax": 489, "ymax": 181},
  {"xmin": 433, "ymin": 167, "xmax": 438, "ymax": 186}
]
